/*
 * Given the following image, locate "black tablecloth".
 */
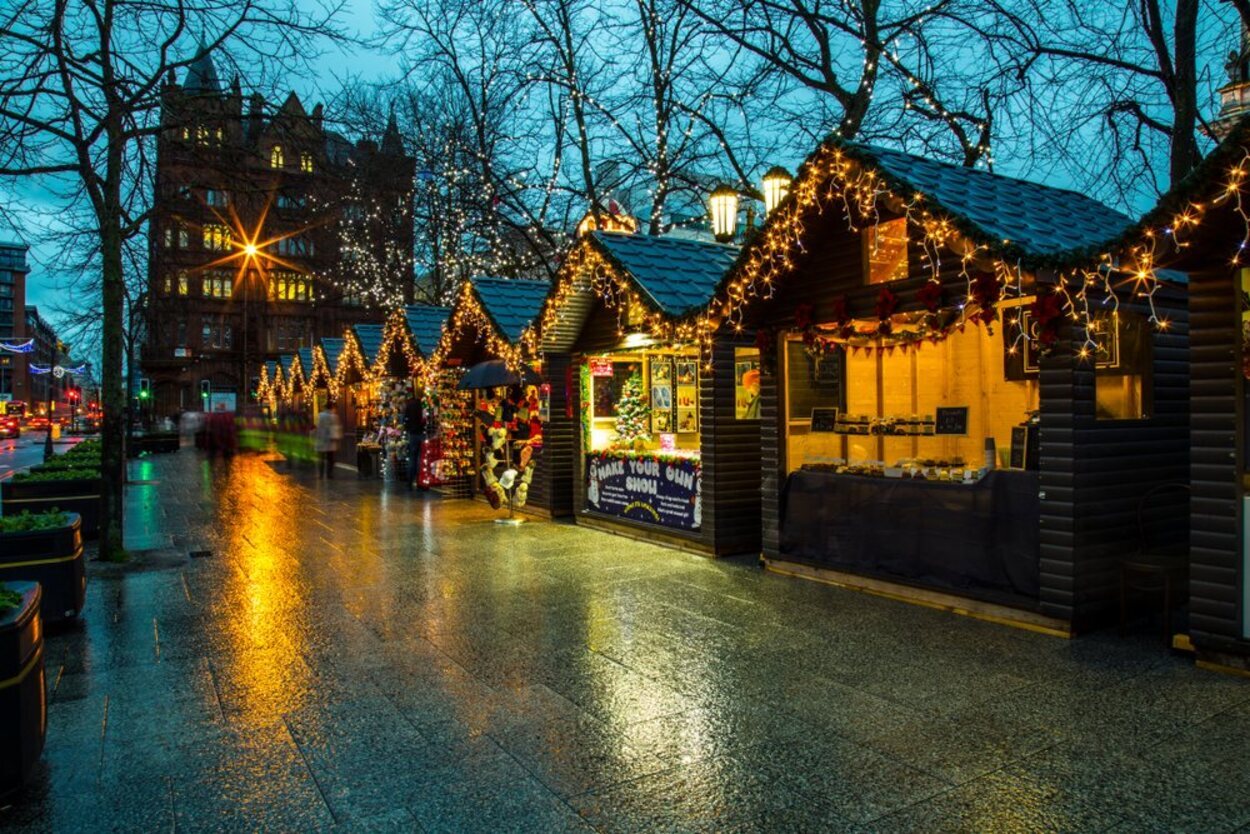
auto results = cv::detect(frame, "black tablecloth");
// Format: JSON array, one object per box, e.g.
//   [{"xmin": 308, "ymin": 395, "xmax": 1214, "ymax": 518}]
[{"xmin": 779, "ymin": 469, "xmax": 1040, "ymax": 598}]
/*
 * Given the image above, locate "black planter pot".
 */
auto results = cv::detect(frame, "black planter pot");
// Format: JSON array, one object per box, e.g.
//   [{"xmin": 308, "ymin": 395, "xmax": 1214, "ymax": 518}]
[
  {"xmin": 0, "ymin": 582, "xmax": 46, "ymax": 800},
  {"xmin": 2, "ymin": 479, "xmax": 101, "ymax": 538},
  {"xmin": 128, "ymin": 432, "xmax": 180, "ymax": 456},
  {"xmin": 0, "ymin": 514, "xmax": 85, "ymax": 623}
]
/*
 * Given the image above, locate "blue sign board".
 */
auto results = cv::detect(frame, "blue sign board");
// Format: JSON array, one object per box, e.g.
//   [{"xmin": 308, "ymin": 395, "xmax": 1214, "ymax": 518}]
[{"xmin": 585, "ymin": 453, "xmax": 701, "ymax": 530}]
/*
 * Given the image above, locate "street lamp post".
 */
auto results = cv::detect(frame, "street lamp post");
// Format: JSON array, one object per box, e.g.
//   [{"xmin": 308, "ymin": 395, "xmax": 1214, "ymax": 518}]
[
  {"xmin": 709, "ymin": 183, "xmax": 740, "ymax": 243},
  {"xmin": 761, "ymin": 166, "xmax": 793, "ymax": 216}
]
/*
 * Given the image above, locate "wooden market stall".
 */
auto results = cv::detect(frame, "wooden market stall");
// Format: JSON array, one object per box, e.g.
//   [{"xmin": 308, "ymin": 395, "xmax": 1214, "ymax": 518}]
[
  {"xmin": 428, "ymin": 276, "xmax": 555, "ymax": 515},
  {"xmin": 1083, "ymin": 117, "xmax": 1250, "ymax": 669},
  {"xmin": 532, "ymin": 231, "xmax": 758, "ymax": 556},
  {"xmin": 704, "ymin": 139, "xmax": 1189, "ymax": 634}
]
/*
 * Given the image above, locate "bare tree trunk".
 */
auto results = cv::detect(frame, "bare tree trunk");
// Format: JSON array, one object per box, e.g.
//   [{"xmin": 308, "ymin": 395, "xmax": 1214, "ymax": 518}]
[
  {"xmin": 99, "ymin": 211, "xmax": 127, "ymax": 558},
  {"xmin": 1169, "ymin": 0, "xmax": 1199, "ymax": 184}
]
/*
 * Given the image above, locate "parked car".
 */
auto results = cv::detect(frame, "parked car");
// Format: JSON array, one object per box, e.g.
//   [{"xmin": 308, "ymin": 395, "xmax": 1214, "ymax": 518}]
[{"xmin": 0, "ymin": 415, "xmax": 19, "ymax": 439}]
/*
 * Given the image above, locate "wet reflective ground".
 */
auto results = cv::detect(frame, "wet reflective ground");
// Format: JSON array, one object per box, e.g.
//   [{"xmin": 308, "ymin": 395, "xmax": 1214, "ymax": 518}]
[{"xmin": 3, "ymin": 450, "xmax": 1250, "ymax": 832}]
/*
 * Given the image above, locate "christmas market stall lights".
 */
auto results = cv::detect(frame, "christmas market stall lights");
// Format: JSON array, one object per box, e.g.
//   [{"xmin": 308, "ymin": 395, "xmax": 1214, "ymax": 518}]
[
  {"xmin": 257, "ymin": 360, "xmax": 280, "ymax": 414},
  {"xmin": 430, "ymin": 276, "xmax": 553, "ymax": 515},
  {"xmin": 702, "ymin": 137, "xmax": 1189, "ymax": 633},
  {"xmin": 1085, "ymin": 115, "xmax": 1250, "ymax": 671},
  {"xmin": 529, "ymin": 231, "xmax": 757, "ymax": 556}
]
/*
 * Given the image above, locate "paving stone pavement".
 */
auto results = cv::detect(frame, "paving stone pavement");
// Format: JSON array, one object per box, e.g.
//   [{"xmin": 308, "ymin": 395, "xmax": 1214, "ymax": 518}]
[{"xmin": 3, "ymin": 448, "xmax": 1250, "ymax": 833}]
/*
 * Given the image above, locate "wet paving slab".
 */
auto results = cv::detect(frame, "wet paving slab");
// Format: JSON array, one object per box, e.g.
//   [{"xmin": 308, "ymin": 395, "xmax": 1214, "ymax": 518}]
[{"xmin": 3, "ymin": 450, "xmax": 1250, "ymax": 832}]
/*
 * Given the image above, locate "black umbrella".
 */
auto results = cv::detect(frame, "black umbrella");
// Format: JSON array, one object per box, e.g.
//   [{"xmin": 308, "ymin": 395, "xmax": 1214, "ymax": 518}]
[{"xmin": 457, "ymin": 359, "xmax": 542, "ymax": 390}]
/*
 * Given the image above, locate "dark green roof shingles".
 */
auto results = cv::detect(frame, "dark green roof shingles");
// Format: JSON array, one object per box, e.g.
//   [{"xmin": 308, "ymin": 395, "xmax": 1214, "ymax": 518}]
[
  {"xmin": 470, "ymin": 277, "xmax": 551, "ymax": 343},
  {"xmin": 592, "ymin": 232, "xmax": 738, "ymax": 317},
  {"xmin": 352, "ymin": 324, "xmax": 385, "ymax": 366},
  {"xmin": 404, "ymin": 305, "xmax": 453, "ymax": 355}
]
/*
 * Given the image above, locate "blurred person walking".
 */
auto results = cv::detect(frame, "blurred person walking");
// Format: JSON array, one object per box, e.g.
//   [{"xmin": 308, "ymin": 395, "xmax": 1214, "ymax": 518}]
[
  {"xmin": 404, "ymin": 391, "xmax": 428, "ymax": 490},
  {"xmin": 314, "ymin": 403, "xmax": 342, "ymax": 479}
]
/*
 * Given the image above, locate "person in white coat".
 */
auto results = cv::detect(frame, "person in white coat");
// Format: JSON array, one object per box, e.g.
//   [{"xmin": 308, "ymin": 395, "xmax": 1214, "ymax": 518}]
[{"xmin": 313, "ymin": 404, "xmax": 342, "ymax": 479}]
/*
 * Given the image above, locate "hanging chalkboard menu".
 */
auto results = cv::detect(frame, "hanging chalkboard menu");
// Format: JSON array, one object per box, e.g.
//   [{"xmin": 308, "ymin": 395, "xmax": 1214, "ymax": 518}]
[
  {"xmin": 786, "ymin": 340, "xmax": 843, "ymax": 422},
  {"xmin": 810, "ymin": 408, "xmax": 839, "ymax": 432},
  {"xmin": 934, "ymin": 406, "xmax": 969, "ymax": 435}
]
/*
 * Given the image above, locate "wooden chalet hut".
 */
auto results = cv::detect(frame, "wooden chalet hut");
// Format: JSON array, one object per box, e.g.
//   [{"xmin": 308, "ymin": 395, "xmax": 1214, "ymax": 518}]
[
  {"xmin": 429, "ymin": 276, "xmax": 555, "ymax": 514},
  {"xmin": 701, "ymin": 139, "xmax": 1189, "ymax": 634},
  {"xmin": 1080, "ymin": 118, "xmax": 1250, "ymax": 669},
  {"xmin": 531, "ymin": 231, "xmax": 758, "ymax": 556}
]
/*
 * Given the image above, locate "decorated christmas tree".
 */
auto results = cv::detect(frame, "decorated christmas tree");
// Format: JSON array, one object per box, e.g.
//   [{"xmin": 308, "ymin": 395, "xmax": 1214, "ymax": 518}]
[{"xmin": 615, "ymin": 371, "xmax": 650, "ymax": 447}]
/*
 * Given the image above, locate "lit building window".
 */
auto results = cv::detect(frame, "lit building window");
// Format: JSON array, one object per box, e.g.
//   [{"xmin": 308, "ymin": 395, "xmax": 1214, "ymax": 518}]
[
  {"xmin": 269, "ymin": 271, "xmax": 312, "ymax": 302},
  {"xmin": 163, "ymin": 227, "xmax": 173, "ymax": 249},
  {"xmin": 178, "ymin": 226, "xmax": 189, "ymax": 249},
  {"xmin": 202, "ymin": 270, "xmax": 233, "ymax": 298},
  {"xmin": 203, "ymin": 224, "xmax": 231, "ymax": 251},
  {"xmin": 864, "ymin": 217, "xmax": 909, "ymax": 284},
  {"xmin": 300, "ymin": 152, "xmax": 314, "ymax": 173},
  {"xmin": 163, "ymin": 275, "xmax": 172, "ymax": 294},
  {"xmin": 205, "ymin": 189, "xmax": 228, "ymax": 208},
  {"xmin": 177, "ymin": 271, "xmax": 189, "ymax": 296},
  {"xmin": 270, "ymin": 145, "xmax": 284, "ymax": 168}
]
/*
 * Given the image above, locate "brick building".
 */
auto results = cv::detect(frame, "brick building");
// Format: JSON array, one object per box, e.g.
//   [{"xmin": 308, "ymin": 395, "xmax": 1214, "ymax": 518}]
[
  {"xmin": 141, "ymin": 49, "xmax": 415, "ymax": 416},
  {"xmin": 0, "ymin": 242, "xmax": 29, "ymax": 406}
]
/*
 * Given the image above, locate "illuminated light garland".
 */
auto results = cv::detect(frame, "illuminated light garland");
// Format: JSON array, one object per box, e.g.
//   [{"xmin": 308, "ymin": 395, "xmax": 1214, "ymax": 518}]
[
  {"xmin": 333, "ymin": 328, "xmax": 374, "ymax": 394},
  {"xmin": 682, "ymin": 142, "xmax": 1243, "ymax": 366},
  {"xmin": 308, "ymin": 344, "xmax": 337, "ymax": 399},
  {"xmin": 422, "ymin": 281, "xmax": 530, "ymax": 388},
  {"xmin": 372, "ymin": 307, "xmax": 427, "ymax": 380},
  {"xmin": 281, "ymin": 357, "xmax": 307, "ymax": 405},
  {"xmin": 524, "ymin": 238, "xmax": 709, "ymax": 370}
]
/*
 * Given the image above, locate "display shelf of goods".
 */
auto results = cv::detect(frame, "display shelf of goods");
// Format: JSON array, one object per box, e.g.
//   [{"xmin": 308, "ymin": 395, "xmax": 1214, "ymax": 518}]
[
  {"xmin": 432, "ymin": 370, "xmax": 473, "ymax": 479},
  {"xmin": 0, "ymin": 581, "xmax": 45, "ymax": 800},
  {"xmin": 3, "ymin": 471, "xmax": 102, "ymax": 538},
  {"xmin": 0, "ymin": 511, "xmax": 85, "ymax": 623}
]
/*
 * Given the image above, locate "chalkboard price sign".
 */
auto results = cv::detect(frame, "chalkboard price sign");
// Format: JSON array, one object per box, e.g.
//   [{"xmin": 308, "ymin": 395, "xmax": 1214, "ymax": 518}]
[
  {"xmin": 810, "ymin": 407, "xmax": 839, "ymax": 433},
  {"xmin": 934, "ymin": 406, "xmax": 969, "ymax": 436}
]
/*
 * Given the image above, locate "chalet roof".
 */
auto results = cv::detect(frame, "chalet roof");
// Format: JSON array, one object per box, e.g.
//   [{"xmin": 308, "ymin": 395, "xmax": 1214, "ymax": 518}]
[
  {"xmin": 843, "ymin": 143, "xmax": 1134, "ymax": 258},
  {"xmin": 184, "ymin": 48, "xmax": 220, "ymax": 95},
  {"xmin": 320, "ymin": 337, "xmax": 345, "ymax": 375},
  {"xmin": 264, "ymin": 360, "xmax": 277, "ymax": 378},
  {"xmin": 278, "ymin": 354, "xmax": 296, "ymax": 374},
  {"xmin": 470, "ymin": 277, "xmax": 551, "ymax": 344},
  {"xmin": 297, "ymin": 347, "xmax": 315, "ymax": 376},
  {"xmin": 352, "ymin": 324, "xmax": 385, "ymax": 366},
  {"xmin": 404, "ymin": 305, "xmax": 453, "ymax": 355},
  {"xmin": 592, "ymin": 232, "xmax": 738, "ymax": 316}
]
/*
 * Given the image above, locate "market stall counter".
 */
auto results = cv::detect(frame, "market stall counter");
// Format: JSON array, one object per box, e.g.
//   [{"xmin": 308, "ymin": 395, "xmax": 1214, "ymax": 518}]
[{"xmin": 780, "ymin": 467, "xmax": 1039, "ymax": 601}]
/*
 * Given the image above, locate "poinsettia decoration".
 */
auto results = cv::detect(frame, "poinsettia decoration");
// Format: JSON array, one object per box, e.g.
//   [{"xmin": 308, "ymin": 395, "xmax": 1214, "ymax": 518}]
[
  {"xmin": 754, "ymin": 327, "xmax": 777, "ymax": 373},
  {"xmin": 1029, "ymin": 291, "xmax": 1064, "ymax": 350},
  {"xmin": 875, "ymin": 286, "xmax": 899, "ymax": 336},
  {"xmin": 969, "ymin": 273, "xmax": 1001, "ymax": 327},
  {"xmin": 794, "ymin": 302, "xmax": 815, "ymax": 331},
  {"xmin": 830, "ymin": 295, "xmax": 854, "ymax": 339},
  {"xmin": 916, "ymin": 281, "xmax": 942, "ymax": 313}
]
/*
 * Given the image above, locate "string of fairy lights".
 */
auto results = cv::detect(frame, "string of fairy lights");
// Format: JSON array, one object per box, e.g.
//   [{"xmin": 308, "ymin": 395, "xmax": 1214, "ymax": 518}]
[{"xmin": 261, "ymin": 137, "xmax": 1250, "ymax": 402}]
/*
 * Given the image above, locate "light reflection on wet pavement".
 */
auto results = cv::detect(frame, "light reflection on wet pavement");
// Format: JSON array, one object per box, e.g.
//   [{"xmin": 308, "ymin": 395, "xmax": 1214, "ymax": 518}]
[{"xmin": 3, "ymin": 449, "xmax": 1249, "ymax": 832}]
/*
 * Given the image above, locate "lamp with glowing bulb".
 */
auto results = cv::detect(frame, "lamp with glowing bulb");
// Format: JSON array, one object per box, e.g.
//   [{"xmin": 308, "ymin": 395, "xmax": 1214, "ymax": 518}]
[
  {"xmin": 709, "ymin": 183, "xmax": 739, "ymax": 243},
  {"xmin": 761, "ymin": 166, "xmax": 793, "ymax": 216}
]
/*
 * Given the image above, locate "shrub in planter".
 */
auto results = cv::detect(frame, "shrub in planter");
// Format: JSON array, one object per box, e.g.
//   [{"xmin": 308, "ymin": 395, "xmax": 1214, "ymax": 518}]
[
  {"xmin": 3, "ymin": 470, "xmax": 101, "ymax": 538},
  {"xmin": 0, "ymin": 581, "xmax": 45, "ymax": 799},
  {"xmin": 0, "ymin": 512, "xmax": 85, "ymax": 623}
]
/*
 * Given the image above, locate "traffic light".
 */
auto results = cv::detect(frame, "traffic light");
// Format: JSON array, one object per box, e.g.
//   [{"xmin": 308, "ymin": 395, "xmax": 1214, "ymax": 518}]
[
  {"xmin": 138, "ymin": 378, "xmax": 151, "ymax": 401},
  {"xmin": 250, "ymin": 376, "xmax": 260, "ymax": 401},
  {"xmin": 200, "ymin": 379, "xmax": 211, "ymax": 403}
]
